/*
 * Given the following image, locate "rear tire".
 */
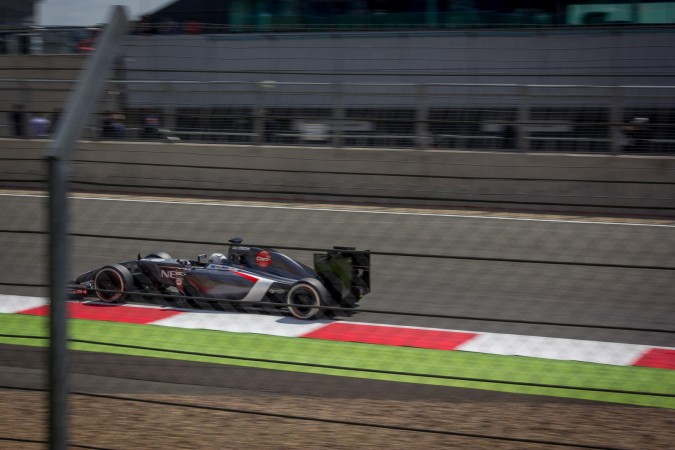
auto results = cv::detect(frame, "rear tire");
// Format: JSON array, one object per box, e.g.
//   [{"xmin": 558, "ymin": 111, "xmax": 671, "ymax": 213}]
[
  {"xmin": 94, "ymin": 264, "xmax": 133, "ymax": 303},
  {"xmin": 286, "ymin": 279, "xmax": 331, "ymax": 320}
]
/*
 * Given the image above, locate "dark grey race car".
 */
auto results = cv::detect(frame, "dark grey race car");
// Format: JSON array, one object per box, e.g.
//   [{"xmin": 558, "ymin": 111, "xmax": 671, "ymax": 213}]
[{"xmin": 68, "ymin": 238, "xmax": 370, "ymax": 320}]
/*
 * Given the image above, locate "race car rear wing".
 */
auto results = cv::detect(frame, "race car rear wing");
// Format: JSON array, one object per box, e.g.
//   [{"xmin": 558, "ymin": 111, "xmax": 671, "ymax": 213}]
[{"xmin": 314, "ymin": 247, "xmax": 370, "ymax": 308}]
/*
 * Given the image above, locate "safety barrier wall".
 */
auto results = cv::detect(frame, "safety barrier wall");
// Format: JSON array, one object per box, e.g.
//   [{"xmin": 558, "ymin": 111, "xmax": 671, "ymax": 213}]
[{"xmin": 2, "ymin": 139, "xmax": 673, "ymax": 216}]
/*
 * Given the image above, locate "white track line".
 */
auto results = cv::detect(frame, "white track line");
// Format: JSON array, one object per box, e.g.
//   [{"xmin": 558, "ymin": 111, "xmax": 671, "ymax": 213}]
[
  {"xmin": 0, "ymin": 295, "xmax": 47, "ymax": 313},
  {"xmin": 153, "ymin": 312, "xmax": 331, "ymax": 337},
  {"xmin": 456, "ymin": 333, "xmax": 650, "ymax": 366},
  {"xmin": 1, "ymin": 192, "xmax": 672, "ymax": 228}
]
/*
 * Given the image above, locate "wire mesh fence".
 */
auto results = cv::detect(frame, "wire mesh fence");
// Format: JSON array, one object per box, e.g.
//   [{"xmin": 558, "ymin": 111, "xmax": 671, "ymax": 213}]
[
  {"xmin": 1, "ymin": 18, "xmax": 675, "ymax": 450},
  {"xmin": 0, "ymin": 189, "xmax": 674, "ymax": 448}
]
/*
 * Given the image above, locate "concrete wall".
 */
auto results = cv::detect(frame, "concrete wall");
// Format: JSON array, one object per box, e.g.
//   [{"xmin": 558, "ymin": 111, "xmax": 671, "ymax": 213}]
[
  {"xmin": 125, "ymin": 28, "xmax": 675, "ymax": 84},
  {"xmin": 3, "ymin": 29, "xmax": 675, "ymax": 140},
  {"xmin": 2, "ymin": 138, "xmax": 673, "ymax": 216},
  {"xmin": 3, "ymin": 28, "xmax": 675, "ymax": 114}
]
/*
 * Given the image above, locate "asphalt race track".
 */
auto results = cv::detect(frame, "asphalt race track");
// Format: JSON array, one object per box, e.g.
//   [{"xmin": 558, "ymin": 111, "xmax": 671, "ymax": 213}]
[
  {"xmin": 2, "ymin": 191, "xmax": 675, "ymax": 449},
  {"xmin": 1, "ymin": 191, "xmax": 674, "ymax": 346}
]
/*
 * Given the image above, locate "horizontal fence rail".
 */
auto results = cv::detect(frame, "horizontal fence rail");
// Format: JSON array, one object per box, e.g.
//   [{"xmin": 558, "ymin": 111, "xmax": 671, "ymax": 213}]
[{"xmin": 2, "ymin": 79, "xmax": 675, "ymax": 155}]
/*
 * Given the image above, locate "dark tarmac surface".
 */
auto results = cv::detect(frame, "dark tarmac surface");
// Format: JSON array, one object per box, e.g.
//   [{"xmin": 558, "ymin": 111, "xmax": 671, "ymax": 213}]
[{"xmin": 1, "ymin": 192, "xmax": 674, "ymax": 345}]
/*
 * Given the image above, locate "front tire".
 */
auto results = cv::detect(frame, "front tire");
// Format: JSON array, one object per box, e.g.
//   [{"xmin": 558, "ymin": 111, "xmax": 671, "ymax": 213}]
[
  {"xmin": 94, "ymin": 264, "xmax": 133, "ymax": 303},
  {"xmin": 286, "ymin": 279, "xmax": 331, "ymax": 320}
]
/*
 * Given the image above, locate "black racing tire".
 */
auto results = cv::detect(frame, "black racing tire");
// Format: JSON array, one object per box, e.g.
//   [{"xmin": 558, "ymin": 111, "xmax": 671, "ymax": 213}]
[
  {"xmin": 144, "ymin": 252, "xmax": 172, "ymax": 259},
  {"xmin": 286, "ymin": 278, "xmax": 332, "ymax": 320},
  {"xmin": 94, "ymin": 264, "xmax": 134, "ymax": 303}
]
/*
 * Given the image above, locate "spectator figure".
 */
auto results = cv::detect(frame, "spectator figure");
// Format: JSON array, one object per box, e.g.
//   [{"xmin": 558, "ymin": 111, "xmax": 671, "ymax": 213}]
[
  {"xmin": 622, "ymin": 117, "xmax": 650, "ymax": 152},
  {"xmin": 184, "ymin": 20, "xmax": 203, "ymax": 34},
  {"xmin": 138, "ymin": 15, "xmax": 158, "ymax": 35},
  {"xmin": 76, "ymin": 28, "xmax": 99, "ymax": 53},
  {"xmin": 100, "ymin": 112, "xmax": 126, "ymax": 139},
  {"xmin": 142, "ymin": 114, "xmax": 161, "ymax": 139},
  {"xmin": 502, "ymin": 124, "xmax": 517, "ymax": 150},
  {"xmin": 10, "ymin": 104, "xmax": 26, "ymax": 137},
  {"xmin": 160, "ymin": 18, "xmax": 180, "ymax": 34},
  {"xmin": 111, "ymin": 114, "xmax": 127, "ymax": 139},
  {"xmin": 29, "ymin": 112, "xmax": 51, "ymax": 138},
  {"xmin": 100, "ymin": 112, "xmax": 115, "ymax": 139},
  {"xmin": 50, "ymin": 108, "xmax": 62, "ymax": 135}
]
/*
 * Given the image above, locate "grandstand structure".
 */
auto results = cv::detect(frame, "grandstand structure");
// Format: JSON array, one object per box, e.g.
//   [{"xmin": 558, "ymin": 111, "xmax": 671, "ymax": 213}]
[
  {"xmin": 142, "ymin": 0, "xmax": 675, "ymax": 30},
  {"xmin": 124, "ymin": 1, "xmax": 675, "ymax": 153},
  {"xmin": 1, "ymin": 0, "xmax": 674, "ymax": 153},
  {"xmin": 0, "ymin": 0, "xmax": 40, "ymax": 27}
]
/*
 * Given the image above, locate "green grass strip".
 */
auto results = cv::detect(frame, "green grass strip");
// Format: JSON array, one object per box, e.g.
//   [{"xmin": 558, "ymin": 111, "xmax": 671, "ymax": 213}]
[{"xmin": 1, "ymin": 314, "xmax": 673, "ymax": 408}]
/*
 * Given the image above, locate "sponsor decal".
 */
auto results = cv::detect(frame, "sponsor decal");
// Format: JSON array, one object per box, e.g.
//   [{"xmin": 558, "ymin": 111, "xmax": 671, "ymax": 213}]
[
  {"xmin": 160, "ymin": 268, "xmax": 183, "ymax": 279},
  {"xmin": 256, "ymin": 250, "xmax": 272, "ymax": 268}
]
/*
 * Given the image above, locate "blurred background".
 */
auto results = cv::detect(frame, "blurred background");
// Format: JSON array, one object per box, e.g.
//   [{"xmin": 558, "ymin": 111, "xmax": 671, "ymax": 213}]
[{"xmin": 0, "ymin": 1, "xmax": 674, "ymax": 449}]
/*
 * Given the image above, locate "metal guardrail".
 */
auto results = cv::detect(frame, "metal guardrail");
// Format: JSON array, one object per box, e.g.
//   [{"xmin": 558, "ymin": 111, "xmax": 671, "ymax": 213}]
[{"xmin": 1, "ymin": 79, "xmax": 674, "ymax": 154}]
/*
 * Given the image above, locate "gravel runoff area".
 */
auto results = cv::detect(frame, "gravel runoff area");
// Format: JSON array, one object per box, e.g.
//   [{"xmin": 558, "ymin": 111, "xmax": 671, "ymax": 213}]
[{"xmin": 0, "ymin": 344, "xmax": 673, "ymax": 450}]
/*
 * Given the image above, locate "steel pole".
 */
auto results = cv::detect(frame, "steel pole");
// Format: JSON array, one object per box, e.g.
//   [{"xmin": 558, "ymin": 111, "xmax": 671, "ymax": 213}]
[{"xmin": 46, "ymin": 7, "xmax": 129, "ymax": 450}]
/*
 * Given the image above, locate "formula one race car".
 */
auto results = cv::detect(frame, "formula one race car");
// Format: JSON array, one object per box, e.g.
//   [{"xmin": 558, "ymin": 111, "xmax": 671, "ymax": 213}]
[{"xmin": 68, "ymin": 238, "xmax": 370, "ymax": 320}]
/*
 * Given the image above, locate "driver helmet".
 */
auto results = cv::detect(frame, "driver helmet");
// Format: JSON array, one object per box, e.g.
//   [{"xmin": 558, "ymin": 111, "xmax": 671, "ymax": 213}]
[{"xmin": 208, "ymin": 253, "xmax": 227, "ymax": 264}]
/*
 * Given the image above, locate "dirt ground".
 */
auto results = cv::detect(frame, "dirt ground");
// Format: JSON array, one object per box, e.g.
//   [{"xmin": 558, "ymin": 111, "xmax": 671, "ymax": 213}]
[{"xmin": 1, "ymin": 344, "xmax": 673, "ymax": 450}]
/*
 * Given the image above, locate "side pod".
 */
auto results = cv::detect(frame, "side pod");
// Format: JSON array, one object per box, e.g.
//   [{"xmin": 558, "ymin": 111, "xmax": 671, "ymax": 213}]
[{"xmin": 314, "ymin": 247, "xmax": 370, "ymax": 308}]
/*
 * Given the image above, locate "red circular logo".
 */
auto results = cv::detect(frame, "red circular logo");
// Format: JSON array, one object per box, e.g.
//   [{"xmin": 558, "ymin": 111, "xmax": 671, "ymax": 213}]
[{"xmin": 256, "ymin": 250, "xmax": 272, "ymax": 268}]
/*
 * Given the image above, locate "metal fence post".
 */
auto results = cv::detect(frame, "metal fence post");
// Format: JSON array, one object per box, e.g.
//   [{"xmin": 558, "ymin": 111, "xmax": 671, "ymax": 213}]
[
  {"xmin": 45, "ymin": 7, "xmax": 128, "ymax": 450},
  {"xmin": 19, "ymin": 79, "xmax": 31, "ymax": 124},
  {"xmin": 416, "ymin": 83, "xmax": 429, "ymax": 150},
  {"xmin": 253, "ymin": 82, "xmax": 264, "ymax": 145},
  {"xmin": 517, "ymin": 85, "xmax": 530, "ymax": 152},
  {"xmin": 332, "ymin": 82, "xmax": 344, "ymax": 148},
  {"xmin": 610, "ymin": 86, "xmax": 623, "ymax": 154},
  {"xmin": 164, "ymin": 81, "xmax": 177, "ymax": 132}
]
